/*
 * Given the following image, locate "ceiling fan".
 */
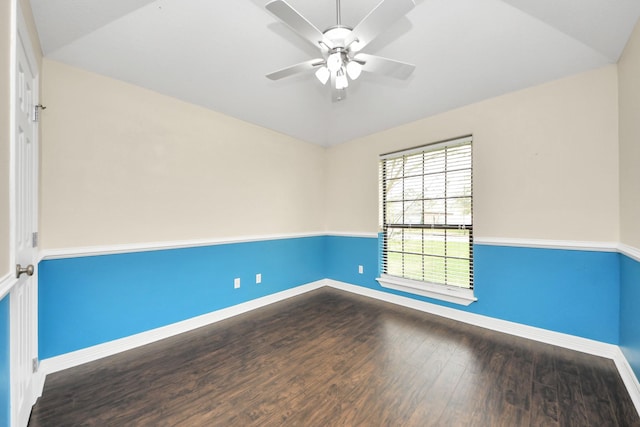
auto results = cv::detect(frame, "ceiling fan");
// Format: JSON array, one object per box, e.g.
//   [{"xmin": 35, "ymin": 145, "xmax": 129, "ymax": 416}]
[{"xmin": 265, "ymin": 0, "xmax": 416, "ymax": 102}]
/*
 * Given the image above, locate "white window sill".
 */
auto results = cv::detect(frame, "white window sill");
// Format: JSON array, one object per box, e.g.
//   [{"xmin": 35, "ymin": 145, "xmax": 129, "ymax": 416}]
[{"xmin": 376, "ymin": 275, "xmax": 477, "ymax": 306}]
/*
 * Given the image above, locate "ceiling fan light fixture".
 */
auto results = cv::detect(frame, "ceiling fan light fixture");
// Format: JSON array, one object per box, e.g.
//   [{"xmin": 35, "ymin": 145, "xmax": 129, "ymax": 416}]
[
  {"xmin": 346, "ymin": 60, "xmax": 362, "ymax": 80},
  {"xmin": 265, "ymin": 0, "xmax": 416, "ymax": 101},
  {"xmin": 315, "ymin": 66, "xmax": 330, "ymax": 85},
  {"xmin": 336, "ymin": 68, "xmax": 349, "ymax": 89}
]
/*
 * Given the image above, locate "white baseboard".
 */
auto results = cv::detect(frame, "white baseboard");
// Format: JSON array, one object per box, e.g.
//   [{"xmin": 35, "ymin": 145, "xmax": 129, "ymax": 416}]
[
  {"xmin": 36, "ymin": 278, "xmax": 640, "ymax": 418},
  {"xmin": 38, "ymin": 280, "xmax": 326, "ymax": 380},
  {"xmin": 612, "ymin": 347, "xmax": 640, "ymax": 412},
  {"xmin": 325, "ymin": 280, "xmax": 640, "ymax": 415},
  {"xmin": 326, "ymin": 280, "xmax": 619, "ymax": 358}
]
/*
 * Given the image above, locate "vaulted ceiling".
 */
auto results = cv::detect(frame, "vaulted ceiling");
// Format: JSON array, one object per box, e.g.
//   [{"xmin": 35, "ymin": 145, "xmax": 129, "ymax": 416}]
[{"xmin": 30, "ymin": 0, "xmax": 640, "ymax": 146}]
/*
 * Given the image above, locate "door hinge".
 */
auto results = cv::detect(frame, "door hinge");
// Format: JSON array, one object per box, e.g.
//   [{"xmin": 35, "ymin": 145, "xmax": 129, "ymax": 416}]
[
  {"xmin": 32, "ymin": 357, "xmax": 39, "ymax": 373},
  {"xmin": 32, "ymin": 231, "xmax": 38, "ymax": 248},
  {"xmin": 33, "ymin": 104, "xmax": 46, "ymax": 122}
]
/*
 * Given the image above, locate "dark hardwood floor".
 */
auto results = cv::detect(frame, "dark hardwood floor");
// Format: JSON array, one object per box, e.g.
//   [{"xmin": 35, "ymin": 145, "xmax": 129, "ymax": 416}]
[{"xmin": 28, "ymin": 288, "xmax": 640, "ymax": 426}]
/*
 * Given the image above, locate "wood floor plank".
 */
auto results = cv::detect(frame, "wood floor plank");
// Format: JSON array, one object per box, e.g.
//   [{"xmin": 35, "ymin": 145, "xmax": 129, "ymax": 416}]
[
  {"xmin": 470, "ymin": 343, "xmax": 514, "ymax": 423},
  {"xmin": 557, "ymin": 370, "xmax": 590, "ymax": 427},
  {"xmin": 494, "ymin": 344, "xmax": 534, "ymax": 426},
  {"xmin": 533, "ymin": 348, "xmax": 557, "ymax": 387},
  {"xmin": 599, "ymin": 360, "xmax": 640, "ymax": 427},
  {"xmin": 28, "ymin": 289, "xmax": 640, "ymax": 427},
  {"xmin": 575, "ymin": 355, "xmax": 618, "ymax": 426},
  {"xmin": 418, "ymin": 345, "xmax": 469, "ymax": 426},
  {"xmin": 530, "ymin": 381, "xmax": 559, "ymax": 427}
]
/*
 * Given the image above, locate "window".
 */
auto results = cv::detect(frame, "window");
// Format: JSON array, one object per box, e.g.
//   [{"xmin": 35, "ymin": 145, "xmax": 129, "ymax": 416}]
[{"xmin": 376, "ymin": 136, "xmax": 476, "ymax": 306}]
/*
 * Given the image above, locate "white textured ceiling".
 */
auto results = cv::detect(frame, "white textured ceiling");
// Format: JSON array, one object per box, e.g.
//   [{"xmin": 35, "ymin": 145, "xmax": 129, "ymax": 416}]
[{"xmin": 30, "ymin": 0, "xmax": 640, "ymax": 146}]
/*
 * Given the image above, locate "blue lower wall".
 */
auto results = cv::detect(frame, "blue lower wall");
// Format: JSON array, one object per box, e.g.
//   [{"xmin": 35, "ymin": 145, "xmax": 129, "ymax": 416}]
[
  {"xmin": 39, "ymin": 237, "xmax": 325, "ymax": 359},
  {"xmin": 473, "ymin": 244, "xmax": 619, "ymax": 343},
  {"xmin": 325, "ymin": 236, "xmax": 620, "ymax": 344},
  {"xmin": 0, "ymin": 294, "xmax": 10, "ymax": 427},
  {"xmin": 39, "ymin": 235, "xmax": 625, "ymax": 362},
  {"xmin": 620, "ymin": 254, "xmax": 640, "ymax": 379}
]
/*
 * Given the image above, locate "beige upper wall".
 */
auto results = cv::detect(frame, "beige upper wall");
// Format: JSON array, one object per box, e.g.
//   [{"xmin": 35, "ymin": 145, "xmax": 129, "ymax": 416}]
[
  {"xmin": 39, "ymin": 59, "xmax": 623, "ymax": 248},
  {"xmin": 326, "ymin": 66, "xmax": 620, "ymax": 243},
  {"xmin": 41, "ymin": 60, "xmax": 326, "ymax": 249},
  {"xmin": 619, "ymin": 19, "xmax": 640, "ymax": 250}
]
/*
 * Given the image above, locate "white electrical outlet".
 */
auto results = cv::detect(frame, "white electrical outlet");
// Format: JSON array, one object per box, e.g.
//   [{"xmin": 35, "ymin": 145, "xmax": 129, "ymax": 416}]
[
  {"xmin": 234, "ymin": 278, "xmax": 240, "ymax": 289},
  {"xmin": 358, "ymin": 265, "xmax": 364, "ymax": 274},
  {"xmin": 256, "ymin": 273, "xmax": 262, "ymax": 284}
]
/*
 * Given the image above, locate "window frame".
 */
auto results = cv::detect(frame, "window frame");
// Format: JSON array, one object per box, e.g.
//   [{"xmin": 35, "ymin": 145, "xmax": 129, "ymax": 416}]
[{"xmin": 376, "ymin": 136, "xmax": 477, "ymax": 306}]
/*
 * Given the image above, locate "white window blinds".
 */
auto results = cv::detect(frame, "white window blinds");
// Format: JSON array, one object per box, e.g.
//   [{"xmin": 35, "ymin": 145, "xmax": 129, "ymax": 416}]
[{"xmin": 380, "ymin": 136, "xmax": 473, "ymax": 290}]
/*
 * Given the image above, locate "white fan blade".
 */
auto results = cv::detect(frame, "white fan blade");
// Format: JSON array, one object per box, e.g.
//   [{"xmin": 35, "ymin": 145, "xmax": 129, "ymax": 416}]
[
  {"xmin": 345, "ymin": 0, "xmax": 415, "ymax": 51},
  {"xmin": 266, "ymin": 59, "xmax": 325, "ymax": 80},
  {"xmin": 355, "ymin": 53, "xmax": 415, "ymax": 79},
  {"xmin": 331, "ymin": 73, "xmax": 347, "ymax": 102},
  {"xmin": 266, "ymin": 0, "xmax": 334, "ymax": 50}
]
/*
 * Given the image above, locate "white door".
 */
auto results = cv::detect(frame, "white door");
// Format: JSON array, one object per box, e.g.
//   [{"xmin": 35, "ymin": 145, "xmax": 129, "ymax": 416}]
[{"xmin": 10, "ymin": 5, "xmax": 40, "ymax": 427}]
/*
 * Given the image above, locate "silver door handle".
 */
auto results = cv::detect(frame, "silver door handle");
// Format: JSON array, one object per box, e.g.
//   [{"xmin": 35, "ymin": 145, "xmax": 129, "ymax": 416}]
[{"xmin": 16, "ymin": 264, "xmax": 34, "ymax": 278}]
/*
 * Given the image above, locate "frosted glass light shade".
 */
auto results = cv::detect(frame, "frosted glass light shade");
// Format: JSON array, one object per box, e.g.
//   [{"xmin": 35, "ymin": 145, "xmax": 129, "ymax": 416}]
[
  {"xmin": 346, "ymin": 61, "xmax": 362, "ymax": 80},
  {"xmin": 336, "ymin": 69, "xmax": 349, "ymax": 89},
  {"xmin": 315, "ymin": 66, "xmax": 330, "ymax": 85}
]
